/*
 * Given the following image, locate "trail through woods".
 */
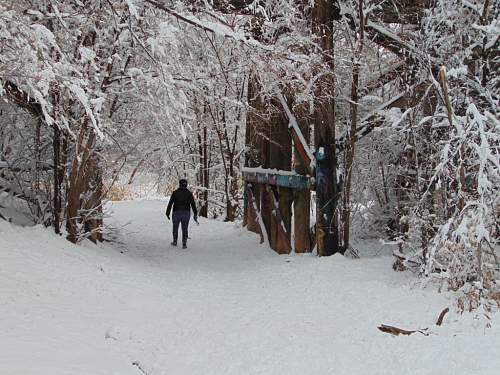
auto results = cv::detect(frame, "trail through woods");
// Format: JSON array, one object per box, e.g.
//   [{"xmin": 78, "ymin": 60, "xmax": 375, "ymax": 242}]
[{"xmin": 1, "ymin": 200, "xmax": 499, "ymax": 374}]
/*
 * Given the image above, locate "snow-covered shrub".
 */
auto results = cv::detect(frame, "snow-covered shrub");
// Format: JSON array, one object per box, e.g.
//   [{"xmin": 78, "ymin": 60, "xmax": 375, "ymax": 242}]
[
  {"xmin": 400, "ymin": 0, "xmax": 500, "ymax": 296},
  {"xmin": 424, "ymin": 103, "xmax": 499, "ymax": 291}
]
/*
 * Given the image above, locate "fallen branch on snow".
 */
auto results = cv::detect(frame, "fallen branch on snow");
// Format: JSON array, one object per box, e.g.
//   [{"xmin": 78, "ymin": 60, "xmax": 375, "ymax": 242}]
[
  {"xmin": 436, "ymin": 307, "xmax": 450, "ymax": 326},
  {"xmin": 132, "ymin": 361, "xmax": 149, "ymax": 375},
  {"xmin": 377, "ymin": 324, "xmax": 429, "ymax": 336}
]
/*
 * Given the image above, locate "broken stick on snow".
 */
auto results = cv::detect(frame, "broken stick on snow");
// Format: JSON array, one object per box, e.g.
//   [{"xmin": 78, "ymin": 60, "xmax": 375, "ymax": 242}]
[{"xmin": 377, "ymin": 324, "xmax": 429, "ymax": 336}]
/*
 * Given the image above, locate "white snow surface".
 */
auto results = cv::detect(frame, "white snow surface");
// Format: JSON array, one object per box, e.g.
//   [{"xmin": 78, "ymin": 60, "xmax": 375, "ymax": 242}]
[{"xmin": 1, "ymin": 200, "xmax": 499, "ymax": 375}]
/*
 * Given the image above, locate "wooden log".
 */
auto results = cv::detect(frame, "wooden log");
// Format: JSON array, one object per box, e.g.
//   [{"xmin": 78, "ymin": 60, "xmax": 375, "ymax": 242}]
[
  {"xmin": 436, "ymin": 307, "xmax": 449, "ymax": 326},
  {"xmin": 290, "ymin": 129, "xmax": 313, "ymax": 173},
  {"xmin": 245, "ymin": 184, "xmax": 264, "ymax": 243},
  {"xmin": 244, "ymin": 77, "xmax": 264, "ymax": 229},
  {"xmin": 312, "ymin": 0, "xmax": 340, "ymax": 256},
  {"xmin": 266, "ymin": 185, "xmax": 291, "ymax": 254},
  {"xmin": 242, "ymin": 168, "xmax": 312, "ymax": 190},
  {"xmin": 293, "ymin": 189, "xmax": 311, "ymax": 252},
  {"xmin": 315, "ymin": 143, "xmax": 339, "ymax": 256},
  {"xmin": 277, "ymin": 92, "xmax": 314, "ymax": 173},
  {"xmin": 377, "ymin": 324, "xmax": 429, "ymax": 336},
  {"xmin": 278, "ymin": 186, "xmax": 293, "ymax": 241},
  {"xmin": 268, "ymin": 106, "xmax": 292, "ymax": 253},
  {"xmin": 294, "ymin": 110, "xmax": 312, "ymax": 253},
  {"xmin": 258, "ymin": 115, "xmax": 272, "ymax": 244},
  {"xmin": 309, "ymin": 224, "xmax": 317, "ymax": 250},
  {"xmin": 242, "ymin": 187, "xmax": 248, "ymax": 228},
  {"xmin": 246, "ymin": 183, "xmax": 258, "ymax": 234}
]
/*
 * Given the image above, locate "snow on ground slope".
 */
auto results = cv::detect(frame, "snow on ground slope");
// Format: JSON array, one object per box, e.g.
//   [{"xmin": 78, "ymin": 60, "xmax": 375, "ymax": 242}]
[{"xmin": 1, "ymin": 200, "xmax": 499, "ymax": 375}]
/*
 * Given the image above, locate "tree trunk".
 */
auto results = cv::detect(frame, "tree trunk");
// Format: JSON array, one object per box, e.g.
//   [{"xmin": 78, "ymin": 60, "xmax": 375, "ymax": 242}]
[
  {"xmin": 244, "ymin": 77, "xmax": 264, "ymax": 233},
  {"xmin": 66, "ymin": 120, "xmax": 98, "ymax": 243},
  {"xmin": 196, "ymin": 115, "xmax": 209, "ymax": 218},
  {"xmin": 269, "ymin": 109, "xmax": 292, "ymax": 253},
  {"xmin": 312, "ymin": 0, "xmax": 340, "ymax": 256},
  {"xmin": 52, "ymin": 125, "xmax": 61, "ymax": 235},
  {"xmin": 341, "ymin": 0, "xmax": 365, "ymax": 251}
]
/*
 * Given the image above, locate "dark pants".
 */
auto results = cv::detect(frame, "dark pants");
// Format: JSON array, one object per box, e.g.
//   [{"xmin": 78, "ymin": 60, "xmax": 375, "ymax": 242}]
[{"xmin": 172, "ymin": 210, "xmax": 190, "ymax": 245}]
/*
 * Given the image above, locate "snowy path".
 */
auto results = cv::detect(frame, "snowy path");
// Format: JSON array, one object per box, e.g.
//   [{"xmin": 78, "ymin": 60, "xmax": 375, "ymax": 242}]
[{"xmin": 1, "ymin": 200, "xmax": 499, "ymax": 375}]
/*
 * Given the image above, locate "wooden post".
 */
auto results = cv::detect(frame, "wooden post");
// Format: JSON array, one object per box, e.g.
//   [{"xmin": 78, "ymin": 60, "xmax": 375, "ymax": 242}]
[
  {"xmin": 267, "ymin": 185, "xmax": 292, "ymax": 254},
  {"xmin": 294, "ymin": 114, "xmax": 312, "ymax": 253},
  {"xmin": 244, "ymin": 77, "xmax": 264, "ymax": 234},
  {"xmin": 279, "ymin": 186, "xmax": 293, "ymax": 240},
  {"xmin": 269, "ymin": 109, "xmax": 292, "ymax": 253},
  {"xmin": 245, "ymin": 183, "xmax": 264, "ymax": 243},
  {"xmin": 312, "ymin": 0, "xmax": 341, "ymax": 256},
  {"xmin": 315, "ymin": 144, "xmax": 339, "ymax": 255}
]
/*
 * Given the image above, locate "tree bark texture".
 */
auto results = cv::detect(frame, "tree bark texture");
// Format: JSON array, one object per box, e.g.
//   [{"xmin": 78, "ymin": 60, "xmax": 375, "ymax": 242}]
[
  {"xmin": 268, "ymin": 109, "xmax": 292, "ymax": 254},
  {"xmin": 244, "ymin": 77, "xmax": 264, "ymax": 234},
  {"xmin": 293, "ymin": 109, "xmax": 312, "ymax": 253},
  {"xmin": 341, "ymin": 0, "xmax": 365, "ymax": 251},
  {"xmin": 312, "ymin": 0, "xmax": 340, "ymax": 256}
]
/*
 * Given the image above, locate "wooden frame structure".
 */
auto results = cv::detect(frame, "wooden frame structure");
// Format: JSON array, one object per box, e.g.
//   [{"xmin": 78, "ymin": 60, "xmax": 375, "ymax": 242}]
[
  {"xmin": 242, "ymin": 168, "xmax": 313, "ymax": 191},
  {"xmin": 243, "ymin": 88, "xmax": 318, "ymax": 254},
  {"xmin": 243, "ymin": 84, "xmax": 422, "ymax": 255}
]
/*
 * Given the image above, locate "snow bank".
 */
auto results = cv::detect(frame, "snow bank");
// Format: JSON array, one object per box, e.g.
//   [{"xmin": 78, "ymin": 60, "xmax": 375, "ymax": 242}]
[{"xmin": 1, "ymin": 200, "xmax": 499, "ymax": 374}]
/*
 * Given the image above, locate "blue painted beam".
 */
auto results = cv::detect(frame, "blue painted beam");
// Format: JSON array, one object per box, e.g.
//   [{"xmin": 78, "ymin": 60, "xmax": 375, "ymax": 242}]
[{"xmin": 242, "ymin": 168, "xmax": 314, "ymax": 190}]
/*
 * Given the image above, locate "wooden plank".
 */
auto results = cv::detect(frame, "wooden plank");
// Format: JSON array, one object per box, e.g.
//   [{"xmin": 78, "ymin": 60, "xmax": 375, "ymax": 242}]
[
  {"xmin": 269, "ymin": 115, "xmax": 292, "ymax": 251},
  {"xmin": 293, "ymin": 108, "xmax": 312, "ymax": 253},
  {"xmin": 290, "ymin": 127, "xmax": 313, "ymax": 173},
  {"xmin": 279, "ymin": 186, "xmax": 293, "ymax": 241},
  {"xmin": 293, "ymin": 189, "xmax": 311, "ymax": 252},
  {"xmin": 242, "ymin": 168, "xmax": 313, "ymax": 190},
  {"xmin": 276, "ymin": 92, "xmax": 315, "ymax": 172},
  {"xmin": 315, "ymin": 145, "xmax": 340, "ymax": 256},
  {"xmin": 266, "ymin": 185, "xmax": 291, "ymax": 254},
  {"xmin": 245, "ymin": 184, "xmax": 264, "ymax": 243}
]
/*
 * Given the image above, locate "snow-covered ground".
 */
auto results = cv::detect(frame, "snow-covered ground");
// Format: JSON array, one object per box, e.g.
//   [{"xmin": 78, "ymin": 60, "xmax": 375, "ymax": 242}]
[{"xmin": 1, "ymin": 200, "xmax": 499, "ymax": 375}]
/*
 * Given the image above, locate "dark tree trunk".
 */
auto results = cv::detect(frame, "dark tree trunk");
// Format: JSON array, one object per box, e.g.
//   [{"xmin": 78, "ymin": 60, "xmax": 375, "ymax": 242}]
[
  {"xmin": 312, "ymin": 0, "xmax": 341, "ymax": 256},
  {"xmin": 66, "ymin": 121, "xmax": 98, "ymax": 243},
  {"xmin": 196, "ymin": 116, "xmax": 209, "ymax": 218},
  {"xmin": 244, "ymin": 77, "xmax": 264, "ymax": 234},
  {"xmin": 268, "ymin": 109, "xmax": 292, "ymax": 254},
  {"xmin": 341, "ymin": 0, "xmax": 365, "ymax": 251},
  {"xmin": 52, "ymin": 125, "xmax": 61, "ymax": 235}
]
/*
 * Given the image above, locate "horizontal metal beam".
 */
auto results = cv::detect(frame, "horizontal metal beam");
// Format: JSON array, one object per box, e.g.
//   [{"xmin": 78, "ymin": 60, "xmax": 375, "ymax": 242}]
[{"xmin": 242, "ymin": 168, "xmax": 313, "ymax": 190}]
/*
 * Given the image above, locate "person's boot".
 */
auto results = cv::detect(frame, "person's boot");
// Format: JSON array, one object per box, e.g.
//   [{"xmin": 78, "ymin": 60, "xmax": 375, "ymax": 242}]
[
  {"xmin": 182, "ymin": 242, "xmax": 187, "ymax": 249},
  {"xmin": 171, "ymin": 240, "xmax": 177, "ymax": 246}
]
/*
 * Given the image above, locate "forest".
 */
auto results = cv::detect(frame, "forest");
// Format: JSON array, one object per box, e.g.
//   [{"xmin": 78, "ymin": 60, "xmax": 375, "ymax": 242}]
[
  {"xmin": 1, "ymin": 0, "xmax": 500, "ymax": 365},
  {"xmin": 2, "ymin": 0, "xmax": 498, "ymax": 293},
  {"xmin": 1, "ymin": 0, "xmax": 499, "ymax": 373}
]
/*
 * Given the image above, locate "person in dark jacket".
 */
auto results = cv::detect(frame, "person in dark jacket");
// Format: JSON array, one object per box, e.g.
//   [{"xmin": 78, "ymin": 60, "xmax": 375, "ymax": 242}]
[{"xmin": 166, "ymin": 179, "xmax": 198, "ymax": 249}]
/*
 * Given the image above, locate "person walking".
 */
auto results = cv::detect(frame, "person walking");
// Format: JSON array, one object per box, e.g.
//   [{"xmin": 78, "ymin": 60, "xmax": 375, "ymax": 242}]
[{"xmin": 166, "ymin": 179, "xmax": 198, "ymax": 249}]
